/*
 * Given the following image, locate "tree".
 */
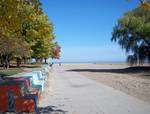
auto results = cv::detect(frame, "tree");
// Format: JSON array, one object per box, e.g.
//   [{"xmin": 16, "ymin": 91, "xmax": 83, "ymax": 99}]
[
  {"xmin": 18, "ymin": 1, "xmax": 55, "ymax": 63},
  {"xmin": 139, "ymin": 0, "xmax": 150, "ymax": 10},
  {"xmin": 0, "ymin": 0, "xmax": 58, "ymax": 68},
  {"xmin": 127, "ymin": 0, "xmax": 150, "ymax": 4},
  {"xmin": 51, "ymin": 43, "xmax": 61, "ymax": 59},
  {"xmin": 127, "ymin": 0, "xmax": 150, "ymax": 9},
  {"xmin": 28, "ymin": 13, "xmax": 55, "ymax": 62},
  {"xmin": 0, "ymin": 37, "xmax": 30, "ymax": 68},
  {"xmin": 112, "ymin": 7, "xmax": 150, "ymax": 66},
  {"xmin": 0, "ymin": 0, "xmax": 31, "ymax": 68}
]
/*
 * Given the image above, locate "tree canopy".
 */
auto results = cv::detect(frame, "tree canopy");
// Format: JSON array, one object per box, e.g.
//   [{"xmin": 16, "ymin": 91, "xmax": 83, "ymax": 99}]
[
  {"xmin": 127, "ymin": 0, "xmax": 150, "ymax": 9},
  {"xmin": 0, "ymin": 0, "xmax": 60, "ymax": 68},
  {"xmin": 112, "ymin": 7, "xmax": 150, "ymax": 65},
  {"xmin": 140, "ymin": 0, "xmax": 150, "ymax": 9}
]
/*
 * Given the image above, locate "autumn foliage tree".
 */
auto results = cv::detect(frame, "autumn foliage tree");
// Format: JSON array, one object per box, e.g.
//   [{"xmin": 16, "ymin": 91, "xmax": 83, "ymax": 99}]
[
  {"xmin": 0, "ymin": 0, "xmax": 30, "ymax": 68},
  {"xmin": 127, "ymin": 0, "xmax": 150, "ymax": 9},
  {"xmin": 51, "ymin": 43, "xmax": 61, "ymax": 59},
  {"xmin": 0, "ymin": 0, "xmax": 60, "ymax": 68}
]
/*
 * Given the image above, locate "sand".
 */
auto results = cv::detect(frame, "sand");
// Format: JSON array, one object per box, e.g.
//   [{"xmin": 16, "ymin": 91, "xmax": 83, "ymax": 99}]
[
  {"xmin": 62, "ymin": 63, "xmax": 150, "ymax": 103},
  {"xmin": 39, "ymin": 64, "xmax": 150, "ymax": 114}
]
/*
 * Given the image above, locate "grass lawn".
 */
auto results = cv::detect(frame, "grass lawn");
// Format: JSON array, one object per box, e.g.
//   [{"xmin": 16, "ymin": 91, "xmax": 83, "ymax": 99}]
[
  {"xmin": 0, "ymin": 68, "xmax": 24, "ymax": 77},
  {"xmin": 0, "ymin": 64, "xmax": 42, "ymax": 77},
  {"xmin": 0, "ymin": 63, "xmax": 44, "ymax": 77},
  {"xmin": 21, "ymin": 63, "xmax": 42, "ymax": 68}
]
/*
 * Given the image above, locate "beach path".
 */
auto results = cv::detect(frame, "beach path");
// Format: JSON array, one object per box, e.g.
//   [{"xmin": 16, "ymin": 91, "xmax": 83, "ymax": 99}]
[{"xmin": 38, "ymin": 65, "xmax": 150, "ymax": 114}]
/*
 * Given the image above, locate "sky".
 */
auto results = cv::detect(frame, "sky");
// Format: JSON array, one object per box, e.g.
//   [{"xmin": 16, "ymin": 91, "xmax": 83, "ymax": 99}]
[{"xmin": 41, "ymin": 0, "xmax": 139, "ymax": 63}]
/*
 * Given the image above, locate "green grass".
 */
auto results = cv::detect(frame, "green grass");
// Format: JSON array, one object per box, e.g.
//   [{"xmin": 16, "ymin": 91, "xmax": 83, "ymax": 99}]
[
  {"xmin": 0, "ymin": 63, "xmax": 43, "ymax": 77},
  {"xmin": 21, "ymin": 64, "xmax": 42, "ymax": 68},
  {"xmin": 0, "ymin": 68, "xmax": 23, "ymax": 77}
]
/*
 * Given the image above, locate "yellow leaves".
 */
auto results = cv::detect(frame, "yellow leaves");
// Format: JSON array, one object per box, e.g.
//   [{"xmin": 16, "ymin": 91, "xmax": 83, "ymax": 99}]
[
  {"xmin": 32, "ymin": 6, "xmax": 36, "ymax": 10},
  {"xmin": 0, "ymin": 36, "xmax": 30, "ymax": 57},
  {"xmin": 0, "ymin": 0, "xmax": 57, "ymax": 60},
  {"xmin": 8, "ymin": 15, "xmax": 12, "ymax": 19},
  {"xmin": 27, "ymin": 29, "xmax": 38, "ymax": 36},
  {"xmin": 28, "ymin": 14, "xmax": 37, "ymax": 21},
  {"xmin": 0, "ymin": 0, "xmax": 22, "ymax": 39},
  {"xmin": 37, "ymin": 9, "xmax": 43, "ymax": 15},
  {"xmin": 28, "ymin": 15, "xmax": 33, "ymax": 21},
  {"xmin": 140, "ymin": 3, "xmax": 150, "ymax": 10}
]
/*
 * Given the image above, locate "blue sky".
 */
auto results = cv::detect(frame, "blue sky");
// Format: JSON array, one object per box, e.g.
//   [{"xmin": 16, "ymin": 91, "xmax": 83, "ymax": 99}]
[{"xmin": 41, "ymin": 0, "xmax": 139, "ymax": 62}]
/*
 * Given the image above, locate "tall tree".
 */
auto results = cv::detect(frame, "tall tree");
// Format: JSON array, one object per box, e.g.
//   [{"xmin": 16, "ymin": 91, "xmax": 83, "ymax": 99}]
[
  {"xmin": 0, "ymin": 0, "xmax": 31, "ymax": 68},
  {"xmin": 0, "ymin": 0, "xmax": 59, "ymax": 68},
  {"xmin": 139, "ymin": 0, "xmax": 150, "ymax": 3},
  {"xmin": 112, "ymin": 7, "xmax": 150, "ymax": 65},
  {"xmin": 127, "ymin": 0, "xmax": 150, "ymax": 9}
]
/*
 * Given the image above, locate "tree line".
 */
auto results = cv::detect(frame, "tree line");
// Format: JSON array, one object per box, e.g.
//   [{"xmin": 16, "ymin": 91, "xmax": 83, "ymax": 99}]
[{"xmin": 0, "ymin": 0, "xmax": 60, "ymax": 69}]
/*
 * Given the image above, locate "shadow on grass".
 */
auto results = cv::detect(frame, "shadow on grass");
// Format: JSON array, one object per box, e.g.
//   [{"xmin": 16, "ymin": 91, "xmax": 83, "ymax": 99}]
[
  {"xmin": 0, "ymin": 64, "xmax": 41, "ymax": 77},
  {"xmin": 0, "ymin": 64, "xmax": 42, "ymax": 69},
  {"xmin": 66, "ymin": 66, "xmax": 150, "ymax": 76},
  {"xmin": 21, "ymin": 65, "xmax": 41, "ymax": 68},
  {"xmin": 38, "ymin": 105, "xmax": 67, "ymax": 114},
  {"xmin": 0, "ymin": 68, "xmax": 23, "ymax": 77}
]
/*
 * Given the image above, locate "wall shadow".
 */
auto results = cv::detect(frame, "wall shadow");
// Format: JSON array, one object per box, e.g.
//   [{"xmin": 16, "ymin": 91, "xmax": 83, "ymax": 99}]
[
  {"xmin": 38, "ymin": 105, "xmax": 67, "ymax": 114},
  {"xmin": 66, "ymin": 66, "xmax": 150, "ymax": 75}
]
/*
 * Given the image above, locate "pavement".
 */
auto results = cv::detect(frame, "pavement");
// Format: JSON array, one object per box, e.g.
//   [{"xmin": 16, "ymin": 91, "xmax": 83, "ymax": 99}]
[{"xmin": 39, "ymin": 65, "xmax": 150, "ymax": 114}]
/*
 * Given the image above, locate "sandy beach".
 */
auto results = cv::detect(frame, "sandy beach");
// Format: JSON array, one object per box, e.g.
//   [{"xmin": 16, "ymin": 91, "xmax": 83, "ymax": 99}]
[
  {"xmin": 62, "ymin": 63, "xmax": 150, "ymax": 103},
  {"xmin": 39, "ymin": 63, "xmax": 150, "ymax": 114}
]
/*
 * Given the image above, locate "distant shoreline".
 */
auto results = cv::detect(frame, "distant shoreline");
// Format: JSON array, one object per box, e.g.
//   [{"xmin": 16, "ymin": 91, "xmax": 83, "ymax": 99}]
[{"xmin": 52, "ymin": 61, "xmax": 126, "ymax": 64}]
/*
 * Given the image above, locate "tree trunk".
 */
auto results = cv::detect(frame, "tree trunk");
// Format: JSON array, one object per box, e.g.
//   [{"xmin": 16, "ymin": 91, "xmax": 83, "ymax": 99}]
[
  {"xmin": 0, "ymin": 55, "xmax": 4, "ymax": 67},
  {"xmin": 35, "ymin": 58, "xmax": 38, "ymax": 63},
  {"xmin": 16, "ymin": 58, "xmax": 21, "ymax": 67},
  {"xmin": 40, "ymin": 58, "xmax": 43, "ymax": 63},
  {"xmin": 2, "ymin": 56, "xmax": 5, "ymax": 69},
  {"xmin": 44, "ymin": 58, "xmax": 47, "ymax": 64},
  {"xmin": 23, "ymin": 57, "xmax": 27, "ymax": 64},
  {"xmin": 0, "ymin": 59, "xmax": 3, "ymax": 66},
  {"xmin": 4, "ymin": 56, "xmax": 9, "ymax": 69}
]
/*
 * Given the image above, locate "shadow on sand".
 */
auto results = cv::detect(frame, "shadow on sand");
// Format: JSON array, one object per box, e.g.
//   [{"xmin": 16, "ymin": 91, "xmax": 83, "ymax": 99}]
[
  {"xmin": 66, "ymin": 66, "xmax": 150, "ymax": 76},
  {"xmin": 38, "ymin": 105, "xmax": 67, "ymax": 114}
]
